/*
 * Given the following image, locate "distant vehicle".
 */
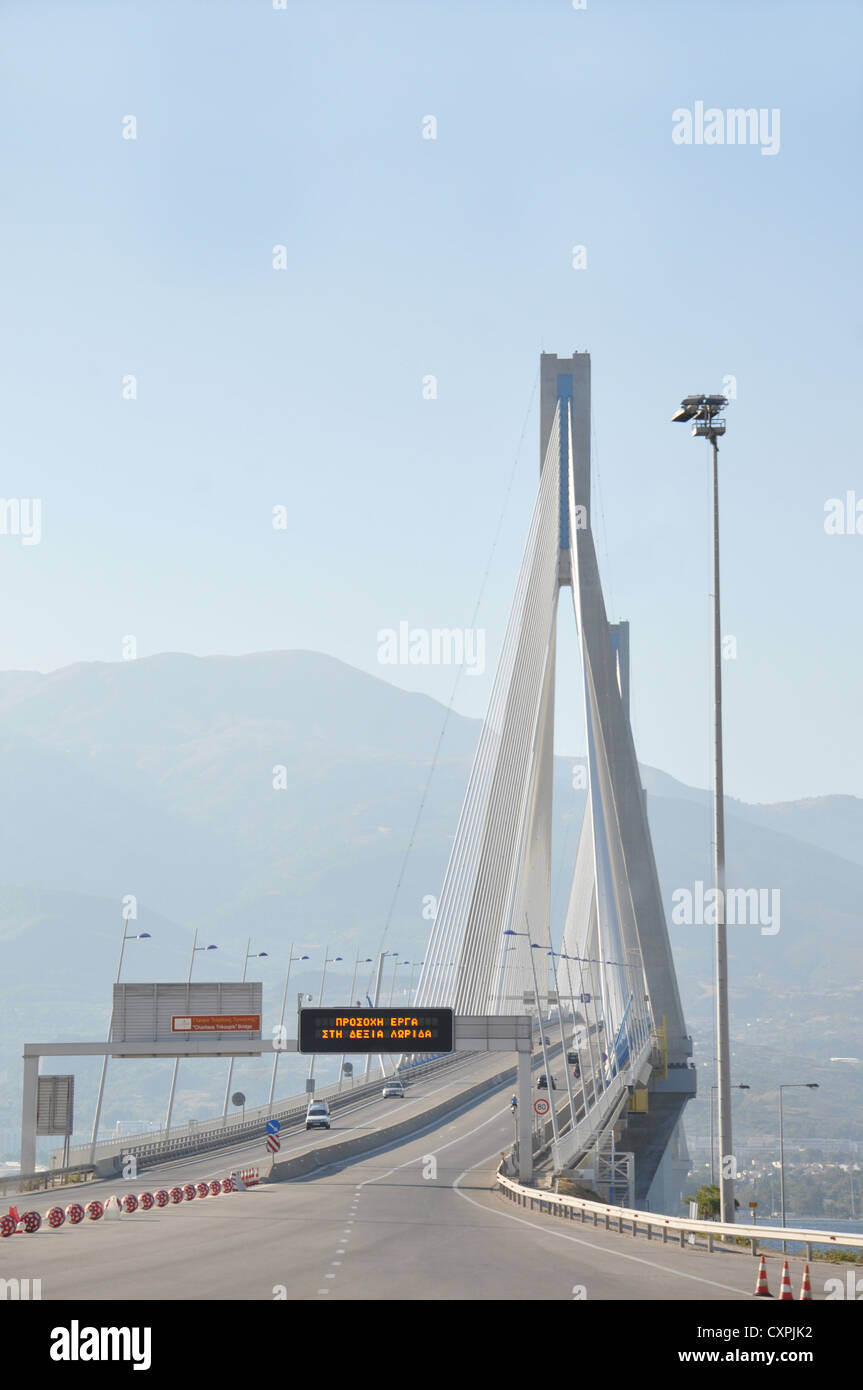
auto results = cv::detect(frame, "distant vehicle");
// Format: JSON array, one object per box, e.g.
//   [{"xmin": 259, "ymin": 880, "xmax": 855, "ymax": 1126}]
[
  {"xmin": 537, "ymin": 1074, "xmax": 556, "ymax": 1090},
  {"xmin": 566, "ymin": 1050, "xmax": 579, "ymax": 1064},
  {"xmin": 305, "ymin": 1100, "xmax": 331, "ymax": 1131},
  {"xmin": 382, "ymin": 1080, "xmax": 405, "ymax": 1099}
]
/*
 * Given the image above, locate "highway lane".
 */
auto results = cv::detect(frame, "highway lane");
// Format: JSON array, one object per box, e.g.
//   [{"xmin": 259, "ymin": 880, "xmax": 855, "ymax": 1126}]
[
  {"xmin": 0, "ymin": 1064, "xmax": 829, "ymax": 1301},
  {"xmin": 32, "ymin": 1051, "xmax": 509, "ymax": 1196}
]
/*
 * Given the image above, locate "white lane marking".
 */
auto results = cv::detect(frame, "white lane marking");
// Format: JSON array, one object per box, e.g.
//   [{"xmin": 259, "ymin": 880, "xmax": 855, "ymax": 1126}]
[
  {"xmin": 357, "ymin": 1102, "xmax": 509, "ymax": 1191},
  {"xmin": 317, "ymin": 1289, "xmax": 329, "ymax": 1295},
  {"xmin": 332, "ymin": 1261, "xmax": 342, "ymax": 1266},
  {"xmin": 452, "ymin": 1144, "xmax": 752, "ymax": 1297},
  {"xmin": 351, "ymin": 1100, "xmax": 751, "ymax": 1298}
]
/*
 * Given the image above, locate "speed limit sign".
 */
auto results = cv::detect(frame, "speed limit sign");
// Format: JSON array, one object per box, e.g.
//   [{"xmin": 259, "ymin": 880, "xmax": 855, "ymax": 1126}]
[{"xmin": 534, "ymin": 1098, "xmax": 550, "ymax": 1116}]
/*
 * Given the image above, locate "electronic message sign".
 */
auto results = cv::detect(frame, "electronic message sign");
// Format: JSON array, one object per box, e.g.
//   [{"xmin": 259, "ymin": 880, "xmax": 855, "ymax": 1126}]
[{"xmin": 298, "ymin": 1007, "xmax": 454, "ymax": 1054}]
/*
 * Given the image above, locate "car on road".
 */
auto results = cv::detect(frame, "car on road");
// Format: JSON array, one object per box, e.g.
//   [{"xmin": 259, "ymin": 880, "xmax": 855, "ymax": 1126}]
[
  {"xmin": 566, "ymin": 1050, "xmax": 579, "ymax": 1064},
  {"xmin": 382, "ymin": 1079, "xmax": 405, "ymax": 1098},
  {"xmin": 305, "ymin": 1100, "xmax": 331, "ymax": 1131},
  {"xmin": 537, "ymin": 1074, "xmax": 556, "ymax": 1090}
]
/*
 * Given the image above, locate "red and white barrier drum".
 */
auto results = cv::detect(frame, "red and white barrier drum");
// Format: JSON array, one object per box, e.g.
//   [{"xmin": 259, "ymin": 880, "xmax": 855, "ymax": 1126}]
[
  {"xmin": 169, "ymin": 1187, "xmax": 183, "ymax": 1205},
  {"xmin": 45, "ymin": 1206, "xmax": 66, "ymax": 1228},
  {"xmin": 86, "ymin": 1200, "xmax": 104, "ymax": 1221},
  {"xmin": 154, "ymin": 1190, "xmax": 170, "ymax": 1207},
  {"xmin": 138, "ymin": 1192, "xmax": 155, "ymax": 1210},
  {"xmin": 21, "ymin": 1211, "xmax": 42, "ymax": 1233},
  {"xmin": 182, "ymin": 1184, "xmax": 196, "ymax": 1202},
  {"xmin": 65, "ymin": 1203, "xmax": 85, "ymax": 1225},
  {"xmin": 121, "ymin": 1194, "xmax": 139, "ymax": 1214},
  {"xmin": 195, "ymin": 1182, "xmax": 208, "ymax": 1199},
  {"xmin": 208, "ymin": 1180, "xmax": 221, "ymax": 1196},
  {"xmin": 221, "ymin": 1177, "xmax": 235, "ymax": 1193},
  {"xmin": 0, "ymin": 1215, "xmax": 16, "ymax": 1238}
]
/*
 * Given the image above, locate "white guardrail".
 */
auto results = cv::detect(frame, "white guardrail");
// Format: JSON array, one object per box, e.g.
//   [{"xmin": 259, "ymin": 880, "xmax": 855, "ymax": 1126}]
[{"xmin": 497, "ymin": 1173, "xmax": 863, "ymax": 1260}]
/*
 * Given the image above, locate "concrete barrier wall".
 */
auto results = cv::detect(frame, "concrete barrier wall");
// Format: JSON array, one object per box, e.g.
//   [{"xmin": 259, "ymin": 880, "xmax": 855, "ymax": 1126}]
[{"xmin": 269, "ymin": 1061, "xmax": 517, "ymax": 1182}]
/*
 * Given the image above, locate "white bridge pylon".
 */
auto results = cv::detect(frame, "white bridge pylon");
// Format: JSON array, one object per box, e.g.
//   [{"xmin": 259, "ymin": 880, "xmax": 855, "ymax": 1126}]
[{"xmin": 416, "ymin": 354, "xmax": 694, "ymax": 1184}]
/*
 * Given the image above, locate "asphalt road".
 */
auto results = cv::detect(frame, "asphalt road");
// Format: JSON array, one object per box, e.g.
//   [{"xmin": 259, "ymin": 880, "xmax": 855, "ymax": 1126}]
[{"xmin": 0, "ymin": 1062, "xmax": 830, "ymax": 1301}]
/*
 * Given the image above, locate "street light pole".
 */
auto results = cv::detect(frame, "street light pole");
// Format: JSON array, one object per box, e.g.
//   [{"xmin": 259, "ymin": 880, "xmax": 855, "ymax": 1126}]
[
  {"xmin": 339, "ymin": 953, "xmax": 371, "ymax": 1090},
  {"xmin": 165, "ymin": 929, "xmax": 218, "ymax": 1132},
  {"xmin": 547, "ymin": 950, "xmax": 577, "ymax": 1141},
  {"xmin": 268, "ymin": 946, "xmax": 309, "ymax": 1114},
  {"xmin": 779, "ymin": 1082, "xmax": 820, "ymax": 1252},
  {"xmin": 89, "ymin": 916, "xmax": 151, "ymax": 1162},
  {"xmin": 709, "ymin": 1081, "xmax": 749, "ymax": 1193},
  {"xmin": 503, "ymin": 924, "xmax": 559, "ymax": 1147},
  {"xmin": 363, "ymin": 951, "xmax": 388, "ymax": 1080},
  {"xmin": 673, "ymin": 392, "xmax": 735, "ymax": 1223},
  {"xmin": 223, "ymin": 939, "xmax": 268, "ymax": 1123},
  {"xmin": 307, "ymin": 945, "xmax": 342, "ymax": 1084}
]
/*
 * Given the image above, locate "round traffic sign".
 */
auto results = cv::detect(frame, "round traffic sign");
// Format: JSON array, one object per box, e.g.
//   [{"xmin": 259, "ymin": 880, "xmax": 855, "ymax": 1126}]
[
  {"xmin": 534, "ymin": 1098, "xmax": 550, "ymax": 1116},
  {"xmin": 231, "ymin": 1092, "xmax": 245, "ymax": 1107},
  {"xmin": 265, "ymin": 1119, "xmax": 280, "ymax": 1135}
]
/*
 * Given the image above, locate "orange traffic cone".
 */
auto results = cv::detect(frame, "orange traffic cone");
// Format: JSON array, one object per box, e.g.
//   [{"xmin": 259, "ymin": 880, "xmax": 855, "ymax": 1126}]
[
  {"xmin": 754, "ymin": 1255, "xmax": 771, "ymax": 1296},
  {"xmin": 799, "ymin": 1263, "xmax": 812, "ymax": 1300},
  {"xmin": 779, "ymin": 1260, "xmax": 794, "ymax": 1299}
]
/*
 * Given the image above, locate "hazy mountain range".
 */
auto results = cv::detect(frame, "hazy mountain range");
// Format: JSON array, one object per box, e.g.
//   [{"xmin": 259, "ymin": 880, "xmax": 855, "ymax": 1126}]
[{"xmin": 1, "ymin": 650, "xmax": 860, "ymax": 1158}]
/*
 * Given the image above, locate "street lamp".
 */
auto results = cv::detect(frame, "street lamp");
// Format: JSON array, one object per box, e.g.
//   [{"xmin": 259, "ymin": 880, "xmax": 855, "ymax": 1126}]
[
  {"xmin": 338, "ymin": 953, "xmax": 372, "ymax": 1090},
  {"xmin": 779, "ymin": 1083, "xmax": 819, "ymax": 1250},
  {"xmin": 546, "ymin": 949, "xmax": 578, "ymax": 1140},
  {"xmin": 407, "ymin": 960, "xmax": 424, "ymax": 1005},
  {"xmin": 395, "ymin": 959, "xmax": 415, "ymax": 1004},
  {"xmin": 363, "ymin": 950, "xmax": 398, "ymax": 1079},
  {"xmin": 268, "ymin": 946, "xmax": 310, "ymax": 1113},
  {"xmin": 89, "ymin": 919, "xmax": 151, "ymax": 1161},
  {"xmin": 708, "ymin": 1082, "xmax": 749, "ymax": 1189},
  {"xmin": 223, "ymin": 940, "xmax": 269, "ymax": 1123},
  {"xmin": 165, "ymin": 929, "xmax": 218, "ymax": 1132},
  {"xmin": 387, "ymin": 952, "xmax": 401, "ymax": 1004},
  {"xmin": 307, "ymin": 946, "xmax": 343, "ymax": 1083},
  {"xmin": 503, "ymin": 924, "xmax": 559, "ymax": 1146},
  {"xmin": 673, "ymin": 390, "xmax": 735, "ymax": 1224}
]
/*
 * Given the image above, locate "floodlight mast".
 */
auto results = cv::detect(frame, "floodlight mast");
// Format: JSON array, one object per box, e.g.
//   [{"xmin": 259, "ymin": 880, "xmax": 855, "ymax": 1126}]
[{"xmin": 672, "ymin": 392, "xmax": 734, "ymax": 1224}]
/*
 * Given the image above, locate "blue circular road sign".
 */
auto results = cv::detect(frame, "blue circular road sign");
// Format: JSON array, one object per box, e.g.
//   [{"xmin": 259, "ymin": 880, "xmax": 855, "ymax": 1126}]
[{"xmin": 265, "ymin": 1119, "xmax": 281, "ymax": 1135}]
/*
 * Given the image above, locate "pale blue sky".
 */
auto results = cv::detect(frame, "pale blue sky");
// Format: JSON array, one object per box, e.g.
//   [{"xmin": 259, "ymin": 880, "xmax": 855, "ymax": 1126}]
[{"xmin": 0, "ymin": 0, "xmax": 860, "ymax": 803}]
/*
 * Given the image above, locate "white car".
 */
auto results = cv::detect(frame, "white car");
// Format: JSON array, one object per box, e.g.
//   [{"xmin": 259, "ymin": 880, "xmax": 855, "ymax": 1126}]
[
  {"xmin": 305, "ymin": 1100, "xmax": 331, "ymax": 1130},
  {"xmin": 382, "ymin": 1080, "xmax": 405, "ymax": 1098}
]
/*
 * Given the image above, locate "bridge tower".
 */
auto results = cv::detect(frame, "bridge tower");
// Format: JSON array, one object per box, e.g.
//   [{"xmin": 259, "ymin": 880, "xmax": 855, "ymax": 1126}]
[{"xmin": 417, "ymin": 353, "xmax": 695, "ymax": 1209}]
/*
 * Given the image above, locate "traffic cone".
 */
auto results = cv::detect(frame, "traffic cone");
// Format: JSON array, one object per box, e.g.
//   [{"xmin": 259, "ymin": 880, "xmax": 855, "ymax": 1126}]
[
  {"xmin": 779, "ymin": 1260, "xmax": 793, "ymax": 1299},
  {"xmin": 753, "ymin": 1255, "xmax": 771, "ymax": 1296},
  {"xmin": 799, "ymin": 1264, "xmax": 812, "ymax": 1301}
]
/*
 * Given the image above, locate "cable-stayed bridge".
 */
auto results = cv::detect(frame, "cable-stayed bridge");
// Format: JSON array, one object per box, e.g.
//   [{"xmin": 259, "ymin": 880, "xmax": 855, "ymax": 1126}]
[{"xmin": 417, "ymin": 352, "xmax": 695, "ymax": 1207}]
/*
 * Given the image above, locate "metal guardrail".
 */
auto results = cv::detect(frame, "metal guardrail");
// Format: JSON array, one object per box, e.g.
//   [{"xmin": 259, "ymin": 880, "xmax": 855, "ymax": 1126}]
[
  {"xmin": 0, "ymin": 1163, "xmax": 96, "ymax": 1197},
  {"xmin": 51, "ymin": 1051, "xmax": 476, "ymax": 1176},
  {"xmin": 497, "ymin": 1172, "xmax": 863, "ymax": 1260}
]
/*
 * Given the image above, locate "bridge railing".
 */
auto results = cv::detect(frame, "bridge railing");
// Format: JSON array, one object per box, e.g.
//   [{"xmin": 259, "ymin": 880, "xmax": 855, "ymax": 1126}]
[
  {"xmin": 549, "ymin": 1033, "xmax": 655, "ymax": 1170},
  {"xmin": 496, "ymin": 1171, "xmax": 863, "ymax": 1259}
]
